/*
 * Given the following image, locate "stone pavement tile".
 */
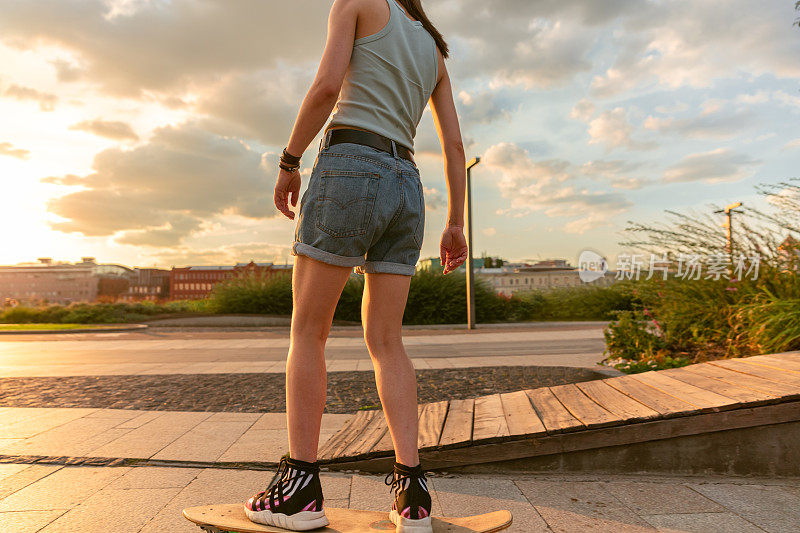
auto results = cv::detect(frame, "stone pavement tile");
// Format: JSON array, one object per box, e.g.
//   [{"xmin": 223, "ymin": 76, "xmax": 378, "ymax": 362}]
[
  {"xmin": 0, "ymin": 439, "xmax": 25, "ymax": 454},
  {"xmin": 515, "ymin": 479, "xmax": 655, "ymax": 532},
  {"xmin": 350, "ymin": 474, "xmax": 405, "ymax": 513},
  {"xmin": 411, "ymin": 358, "xmax": 431, "ymax": 369},
  {"xmin": 1, "ymin": 416, "xmax": 134, "ymax": 457},
  {"xmin": 433, "ymin": 476, "xmax": 548, "ymax": 532},
  {"xmin": 152, "ymin": 419, "xmax": 255, "ymax": 462},
  {"xmin": 39, "ymin": 486, "xmax": 182, "ymax": 533},
  {"xmin": 688, "ymin": 483, "xmax": 800, "ymax": 533},
  {"xmin": 250, "ymin": 412, "xmax": 287, "ymax": 430},
  {"xmin": 641, "ymin": 512, "xmax": 766, "ymax": 533},
  {"xmin": 84, "ymin": 408, "xmax": 142, "ymax": 419},
  {"xmin": 0, "ymin": 463, "xmax": 30, "ymax": 482},
  {"xmin": 605, "ymin": 481, "xmax": 724, "ymax": 515},
  {"xmin": 0, "ymin": 408, "xmax": 98, "ymax": 439},
  {"xmin": 356, "ymin": 359, "xmax": 374, "ymax": 371},
  {"xmin": 205, "ymin": 411, "xmax": 261, "ymax": 423},
  {"xmin": 106, "ymin": 466, "xmax": 202, "ymax": 489},
  {"xmin": 217, "ymin": 428, "xmax": 289, "ymax": 463},
  {"xmin": 0, "ymin": 509, "xmax": 67, "ymax": 532},
  {"xmin": 138, "ymin": 467, "xmax": 272, "ymax": 533},
  {"xmin": 113, "ymin": 410, "xmax": 163, "ymax": 429},
  {"xmin": 0, "ymin": 465, "xmax": 131, "ymax": 511},
  {"xmin": 87, "ymin": 411, "xmax": 212, "ymax": 459},
  {"xmin": 327, "ymin": 360, "xmax": 359, "ymax": 372},
  {"xmin": 320, "ymin": 473, "xmax": 352, "ymax": 501},
  {"xmin": 0, "ymin": 465, "xmax": 63, "ymax": 501}
]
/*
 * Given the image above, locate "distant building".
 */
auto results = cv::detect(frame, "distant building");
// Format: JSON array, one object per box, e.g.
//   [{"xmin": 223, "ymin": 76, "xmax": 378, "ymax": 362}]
[
  {"xmin": 477, "ymin": 259, "xmax": 616, "ymax": 296},
  {"xmin": 417, "ymin": 256, "xmax": 485, "ymax": 272},
  {"xmin": 120, "ymin": 268, "xmax": 171, "ymax": 302},
  {"xmin": 0, "ymin": 257, "xmax": 133, "ymax": 305},
  {"xmin": 169, "ymin": 261, "xmax": 292, "ymax": 300}
]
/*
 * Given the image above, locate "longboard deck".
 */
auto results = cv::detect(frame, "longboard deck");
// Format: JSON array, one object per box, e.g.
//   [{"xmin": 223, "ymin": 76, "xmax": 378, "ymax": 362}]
[{"xmin": 183, "ymin": 504, "xmax": 512, "ymax": 533}]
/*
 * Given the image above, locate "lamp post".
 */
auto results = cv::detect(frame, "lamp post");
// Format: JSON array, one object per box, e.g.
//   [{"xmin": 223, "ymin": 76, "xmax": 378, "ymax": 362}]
[
  {"xmin": 714, "ymin": 201, "xmax": 743, "ymax": 270},
  {"xmin": 465, "ymin": 156, "xmax": 481, "ymax": 330}
]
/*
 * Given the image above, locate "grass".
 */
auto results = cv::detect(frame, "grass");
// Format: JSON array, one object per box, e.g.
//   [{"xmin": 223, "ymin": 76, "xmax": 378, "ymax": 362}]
[{"xmin": 0, "ymin": 323, "xmax": 127, "ymax": 331}]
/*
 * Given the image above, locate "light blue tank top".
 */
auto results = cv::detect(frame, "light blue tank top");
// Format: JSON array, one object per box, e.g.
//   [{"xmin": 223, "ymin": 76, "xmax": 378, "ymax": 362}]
[{"xmin": 328, "ymin": 0, "xmax": 439, "ymax": 153}]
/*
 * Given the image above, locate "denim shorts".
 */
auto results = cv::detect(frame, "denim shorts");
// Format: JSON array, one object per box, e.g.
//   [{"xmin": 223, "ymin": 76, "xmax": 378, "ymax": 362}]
[{"xmin": 291, "ymin": 131, "xmax": 425, "ymax": 276}]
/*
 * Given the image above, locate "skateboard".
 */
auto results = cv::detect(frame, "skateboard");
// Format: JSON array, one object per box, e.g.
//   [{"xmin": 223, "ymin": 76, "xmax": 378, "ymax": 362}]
[{"xmin": 183, "ymin": 504, "xmax": 512, "ymax": 533}]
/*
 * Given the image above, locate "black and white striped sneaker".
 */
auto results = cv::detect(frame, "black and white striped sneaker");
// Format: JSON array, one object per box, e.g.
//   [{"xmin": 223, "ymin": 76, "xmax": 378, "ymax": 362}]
[
  {"xmin": 244, "ymin": 453, "xmax": 328, "ymax": 531},
  {"xmin": 385, "ymin": 461, "xmax": 433, "ymax": 533}
]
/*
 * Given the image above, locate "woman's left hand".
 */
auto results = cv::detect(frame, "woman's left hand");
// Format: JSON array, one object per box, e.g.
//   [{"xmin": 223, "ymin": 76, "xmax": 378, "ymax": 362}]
[{"xmin": 274, "ymin": 168, "xmax": 302, "ymax": 220}]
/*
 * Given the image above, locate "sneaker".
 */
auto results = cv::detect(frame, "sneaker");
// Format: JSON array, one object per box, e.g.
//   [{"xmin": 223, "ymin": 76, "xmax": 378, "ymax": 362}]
[
  {"xmin": 384, "ymin": 461, "xmax": 433, "ymax": 533},
  {"xmin": 244, "ymin": 453, "xmax": 328, "ymax": 531}
]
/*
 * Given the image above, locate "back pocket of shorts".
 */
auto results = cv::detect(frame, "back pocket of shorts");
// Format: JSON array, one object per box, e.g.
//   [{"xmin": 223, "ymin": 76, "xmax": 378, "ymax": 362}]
[{"xmin": 316, "ymin": 170, "xmax": 380, "ymax": 237}]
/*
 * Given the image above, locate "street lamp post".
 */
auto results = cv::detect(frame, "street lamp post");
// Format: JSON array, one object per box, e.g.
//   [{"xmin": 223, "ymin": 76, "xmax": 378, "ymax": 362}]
[
  {"xmin": 465, "ymin": 156, "xmax": 481, "ymax": 330},
  {"xmin": 714, "ymin": 201, "xmax": 743, "ymax": 270}
]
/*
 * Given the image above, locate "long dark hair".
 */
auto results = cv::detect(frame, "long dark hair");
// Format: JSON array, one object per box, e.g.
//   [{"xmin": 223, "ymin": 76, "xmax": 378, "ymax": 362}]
[{"xmin": 396, "ymin": 0, "xmax": 449, "ymax": 58}]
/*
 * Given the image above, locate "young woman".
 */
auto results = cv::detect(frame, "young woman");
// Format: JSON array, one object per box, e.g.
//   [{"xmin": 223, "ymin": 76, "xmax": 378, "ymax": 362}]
[{"xmin": 244, "ymin": 0, "xmax": 467, "ymax": 531}]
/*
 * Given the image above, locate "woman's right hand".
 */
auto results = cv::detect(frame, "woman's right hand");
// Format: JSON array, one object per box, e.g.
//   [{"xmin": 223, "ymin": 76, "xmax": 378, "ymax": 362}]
[{"xmin": 440, "ymin": 225, "xmax": 468, "ymax": 274}]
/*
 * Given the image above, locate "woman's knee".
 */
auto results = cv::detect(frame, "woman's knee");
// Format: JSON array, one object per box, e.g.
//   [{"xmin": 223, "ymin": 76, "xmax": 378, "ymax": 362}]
[{"xmin": 363, "ymin": 325, "xmax": 404, "ymax": 356}]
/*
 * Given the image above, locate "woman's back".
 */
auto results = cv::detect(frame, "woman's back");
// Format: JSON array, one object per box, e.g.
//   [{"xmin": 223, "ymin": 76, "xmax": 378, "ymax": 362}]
[{"xmin": 328, "ymin": 0, "xmax": 439, "ymax": 153}]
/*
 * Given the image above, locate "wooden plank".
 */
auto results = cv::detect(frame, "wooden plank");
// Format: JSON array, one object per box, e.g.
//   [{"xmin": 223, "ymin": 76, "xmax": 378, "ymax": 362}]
[
  {"xmin": 549, "ymin": 383, "xmax": 620, "ymax": 428},
  {"xmin": 525, "ymin": 387, "xmax": 583, "ymax": 433},
  {"xmin": 709, "ymin": 359, "xmax": 800, "ymax": 387},
  {"xmin": 343, "ymin": 410, "xmax": 389, "ymax": 458},
  {"xmin": 661, "ymin": 366, "xmax": 775, "ymax": 405},
  {"xmin": 317, "ymin": 412, "xmax": 362, "ymax": 459},
  {"xmin": 684, "ymin": 363, "xmax": 800, "ymax": 399},
  {"xmin": 372, "ymin": 403, "xmax": 424, "ymax": 454},
  {"xmin": 472, "ymin": 394, "xmax": 510, "ymax": 442},
  {"xmin": 500, "ymin": 390, "xmax": 546, "ymax": 437},
  {"xmin": 742, "ymin": 355, "xmax": 800, "ymax": 374},
  {"xmin": 577, "ymin": 380, "xmax": 660, "ymax": 422},
  {"xmin": 773, "ymin": 351, "xmax": 800, "ymax": 363},
  {"xmin": 319, "ymin": 409, "xmax": 376, "ymax": 460},
  {"xmin": 417, "ymin": 400, "xmax": 448, "ymax": 449},
  {"xmin": 327, "ymin": 401, "xmax": 800, "ymax": 472},
  {"xmin": 604, "ymin": 375, "xmax": 697, "ymax": 416},
  {"xmin": 438, "ymin": 398, "xmax": 474, "ymax": 448},
  {"xmin": 631, "ymin": 371, "xmax": 737, "ymax": 412}
]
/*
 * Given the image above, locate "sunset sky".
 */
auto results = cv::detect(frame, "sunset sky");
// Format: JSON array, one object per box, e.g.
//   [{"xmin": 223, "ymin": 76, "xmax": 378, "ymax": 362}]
[{"xmin": 1, "ymin": 0, "xmax": 798, "ymax": 269}]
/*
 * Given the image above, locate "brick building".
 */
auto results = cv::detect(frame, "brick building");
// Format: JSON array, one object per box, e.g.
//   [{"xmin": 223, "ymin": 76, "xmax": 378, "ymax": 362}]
[
  {"xmin": 169, "ymin": 261, "xmax": 291, "ymax": 300},
  {"xmin": 120, "ymin": 268, "xmax": 171, "ymax": 302}
]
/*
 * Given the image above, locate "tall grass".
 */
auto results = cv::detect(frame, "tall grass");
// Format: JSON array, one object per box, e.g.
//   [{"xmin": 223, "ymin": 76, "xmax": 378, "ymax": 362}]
[{"xmin": 605, "ymin": 177, "xmax": 800, "ymax": 368}]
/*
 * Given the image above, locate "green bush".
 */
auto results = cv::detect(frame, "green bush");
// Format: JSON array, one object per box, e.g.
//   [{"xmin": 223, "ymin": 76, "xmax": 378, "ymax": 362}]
[
  {"xmin": 207, "ymin": 273, "xmax": 293, "ymax": 315},
  {"xmin": 0, "ymin": 300, "xmax": 204, "ymax": 324}
]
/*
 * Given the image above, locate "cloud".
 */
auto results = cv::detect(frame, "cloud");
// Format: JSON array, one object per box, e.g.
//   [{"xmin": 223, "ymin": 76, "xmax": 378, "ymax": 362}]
[
  {"xmin": 662, "ymin": 148, "xmax": 762, "ymax": 184},
  {"xmin": 0, "ymin": 0, "xmax": 329, "ymax": 98},
  {"xmin": 483, "ymin": 142, "xmax": 632, "ymax": 233},
  {"xmin": 193, "ymin": 69, "xmax": 313, "ymax": 147},
  {"xmin": 43, "ymin": 122, "xmax": 275, "ymax": 246},
  {"xmin": 580, "ymin": 159, "xmax": 651, "ymax": 189},
  {"xmin": 146, "ymin": 241, "xmax": 293, "ymax": 266},
  {"xmin": 424, "ymin": 1, "xmax": 640, "ymax": 90},
  {"xmin": 457, "ymin": 90, "xmax": 513, "ymax": 124},
  {"xmin": 644, "ymin": 106, "xmax": 758, "ymax": 140},
  {"xmin": 569, "ymin": 98, "xmax": 596, "ymax": 122},
  {"xmin": 482, "ymin": 227, "xmax": 497, "ymax": 236},
  {"xmin": 69, "ymin": 119, "xmax": 139, "ymax": 141},
  {"xmin": 587, "ymin": 107, "xmax": 656, "ymax": 152},
  {"xmin": 590, "ymin": 1, "xmax": 800, "ymax": 97},
  {"xmin": 3, "ymin": 84, "xmax": 58, "ymax": 111},
  {"xmin": 0, "ymin": 142, "xmax": 31, "ymax": 159},
  {"xmin": 422, "ymin": 186, "xmax": 446, "ymax": 211},
  {"xmin": 783, "ymin": 139, "xmax": 800, "ymax": 150}
]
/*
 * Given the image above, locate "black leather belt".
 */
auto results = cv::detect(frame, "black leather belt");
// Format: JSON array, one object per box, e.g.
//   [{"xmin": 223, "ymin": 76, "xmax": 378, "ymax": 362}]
[{"xmin": 325, "ymin": 127, "xmax": 414, "ymax": 164}]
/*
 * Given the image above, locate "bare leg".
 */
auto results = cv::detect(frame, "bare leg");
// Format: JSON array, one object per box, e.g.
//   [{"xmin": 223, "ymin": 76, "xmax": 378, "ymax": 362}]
[
  {"xmin": 286, "ymin": 254, "xmax": 352, "ymax": 462},
  {"xmin": 362, "ymin": 272, "xmax": 419, "ymax": 467}
]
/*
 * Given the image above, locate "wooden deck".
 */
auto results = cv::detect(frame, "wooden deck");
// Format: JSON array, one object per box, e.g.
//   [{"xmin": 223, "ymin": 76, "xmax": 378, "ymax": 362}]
[{"xmin": 317, "ymin": 352, "xmax": 800, "ymax": 470}]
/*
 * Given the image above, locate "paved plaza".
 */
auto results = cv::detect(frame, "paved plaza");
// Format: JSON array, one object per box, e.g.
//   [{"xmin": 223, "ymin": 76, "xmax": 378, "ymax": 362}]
[{"xmin": 0, "ymin": 323, "xmax": 797, "ymax": 532}]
